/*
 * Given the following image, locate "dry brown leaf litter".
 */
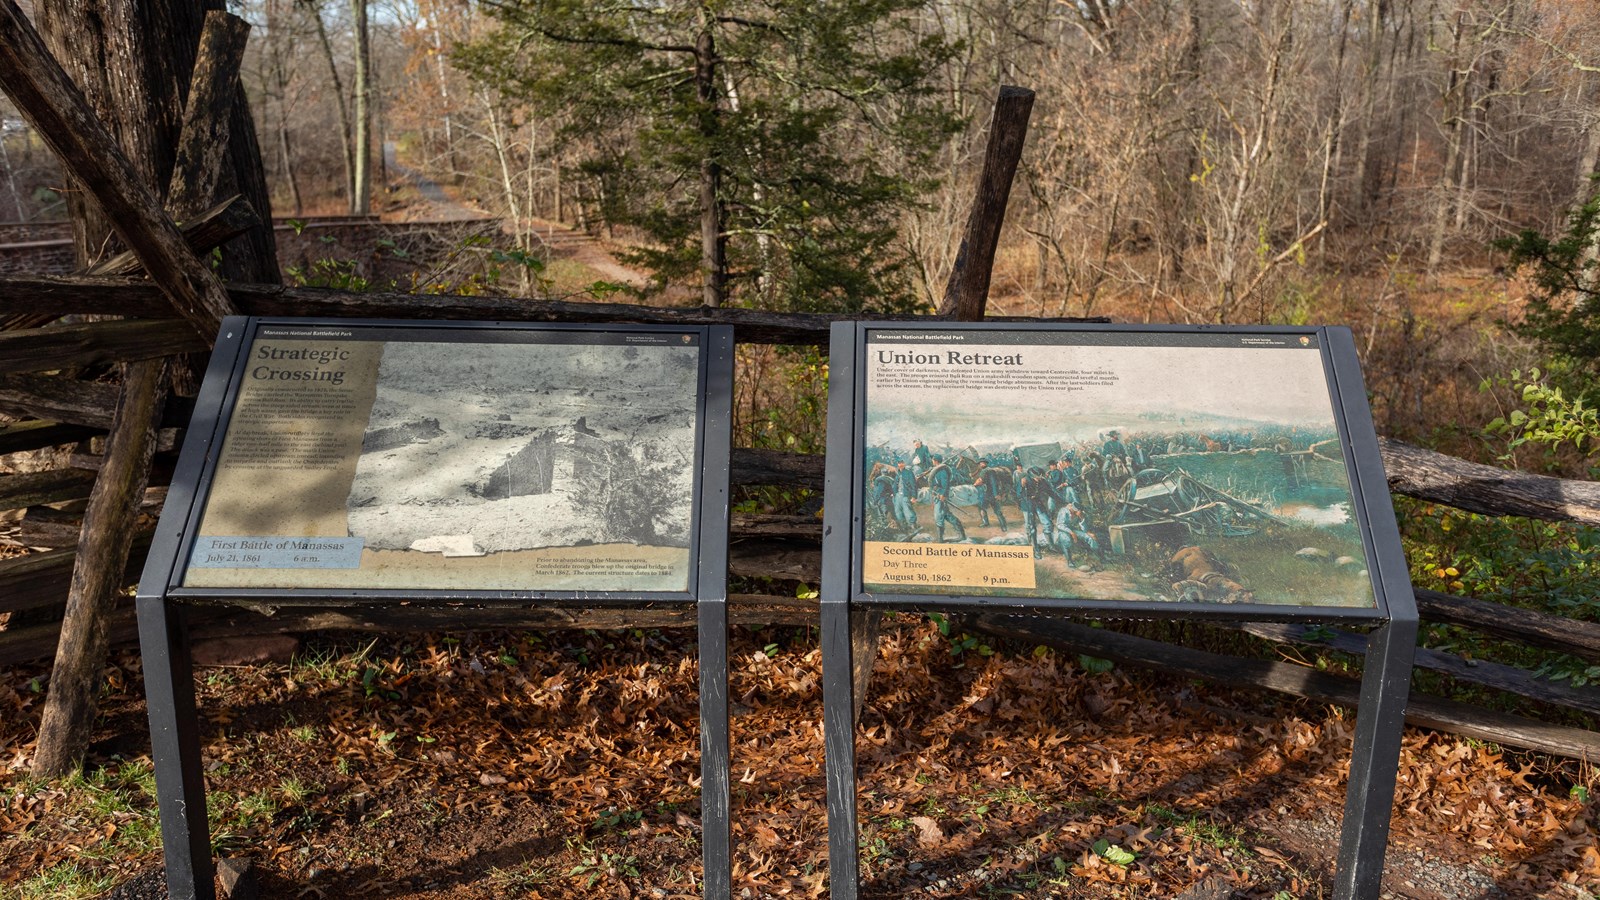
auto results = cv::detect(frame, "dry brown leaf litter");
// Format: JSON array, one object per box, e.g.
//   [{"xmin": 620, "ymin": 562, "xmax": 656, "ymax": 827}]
[{"xmin": 0, "ymin": 618, "xmax": 1595, "ymax": 898}]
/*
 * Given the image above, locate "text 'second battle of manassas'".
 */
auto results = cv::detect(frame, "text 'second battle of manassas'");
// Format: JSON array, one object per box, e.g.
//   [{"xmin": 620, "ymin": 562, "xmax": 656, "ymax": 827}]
[{"xmin": 858, "ymin": 330, "xmax": 1377, "ymax": 610}]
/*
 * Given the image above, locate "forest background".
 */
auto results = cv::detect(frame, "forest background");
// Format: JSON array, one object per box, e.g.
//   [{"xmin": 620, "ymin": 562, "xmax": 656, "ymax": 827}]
[
  {"xmin": 4, "ymin": 0, "xmax": 1600, "ymax": 455},
  {"xmin": 3, "ymin": 0, "xmax": 1600, "ymax": 897},
  {"xmin": 3, "ymin": 0, "xmax": 1600, "ymax": 445}
]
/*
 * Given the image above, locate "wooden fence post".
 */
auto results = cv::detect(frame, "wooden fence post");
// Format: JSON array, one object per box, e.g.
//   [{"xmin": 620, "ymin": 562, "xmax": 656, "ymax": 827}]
[
  {"xmin": 937, "ymin": 85, "xmax": 1036, "ymax": 321},
  {"xmin": 32, "ymin": 359, "xmax": 171, "ymax": 775}
]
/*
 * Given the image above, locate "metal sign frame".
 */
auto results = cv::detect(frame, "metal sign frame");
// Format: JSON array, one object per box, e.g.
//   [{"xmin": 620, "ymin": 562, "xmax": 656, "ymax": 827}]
[
  {"xmin": 137, "ymin": 316, "xmax": 737, "ymax": 900},
  {"xmin": 819, "ymin": 321, "xmax": 1417, "ymax": 900}
]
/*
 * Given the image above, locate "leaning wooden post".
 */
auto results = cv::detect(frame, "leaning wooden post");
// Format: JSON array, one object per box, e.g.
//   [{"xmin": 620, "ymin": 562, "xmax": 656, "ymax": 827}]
[
  {"xmin": 936, "ymin": 85, "xmax": 1036, "ymax": 321},
  {"xmin": 848, "ymin": 86, "xmax": 1038, "ymax": 721},
  {"xmin": 32, "ymin": 359, "xmax": 172, "ymax": 775},
  {"xmin": 165, "ymin": 12, "xmax": 251, "ymax": 225}
]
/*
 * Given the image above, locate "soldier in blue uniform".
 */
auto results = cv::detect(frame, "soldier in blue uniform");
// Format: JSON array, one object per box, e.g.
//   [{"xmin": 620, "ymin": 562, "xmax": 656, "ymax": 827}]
[
  {"xmin": 1053, "ymin": 502, "xmax": 1104, "ymax": 566},
  {"xmin": 971, "ymin": 460, "xmax": 1009, "ymax": 530},
  {"xmin": 893, "ymin": 461, "xmax": 918, "ymax": 530},
  {"xmin": 926, "ymin": 454, "xmax": 966, "ymax": 542},
  {"xmin": 868, "ymin": 467, "xmax": 897, "ymax": 533},
  {"xmin": 910, "ymin": 439, "xmax": 932, "ymax": 479},
  {"xmin": 1018, "ymin": 466, "xmax": 1066, "ymax": 558}
]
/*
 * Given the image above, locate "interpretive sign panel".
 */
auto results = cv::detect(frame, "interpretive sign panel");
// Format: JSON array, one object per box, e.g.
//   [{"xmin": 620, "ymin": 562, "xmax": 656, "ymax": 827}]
[
  {"xmin": 155, "ymin": 317, "xmax": 728, "ymax": 600},
  {"xmin": 140, "ymin": 316, "xmax": 738, "ymax": 900},
  {"xmin": 821, "ymin": 321, "xmax": 1417, "ymax": 900},
  {"xmin": 847, "ymin": 324, "xmax": 1388, "ymax": 618}
]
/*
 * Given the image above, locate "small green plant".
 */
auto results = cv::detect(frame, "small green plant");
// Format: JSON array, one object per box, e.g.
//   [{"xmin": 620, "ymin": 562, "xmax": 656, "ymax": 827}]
[
  {"xmin": 487, "ymin": 861, "xmax": 551, "ymax": 892},
  {"xmin": 1150, "ymin": 804, "xmax": 1246, "ymax": 853},
  {"xmin": 361, "ymin": 666, "xmax": 401, "ymax": 700},
  {"xmin": 10, "ymin": 862, "xmax": 117, "ymax": 899},
  {"xmin": 566, "ymin": 841, "xmax": 640, "ymax": 888},
  {"xmin": 279, "ymin": 777, "xmax": 313, "ymax": 805},
  {"xmin": 1091, "ymin": 838, "xmax": 1136, "ymax": 866},
  {"xmin": 928, "ymin": 613, "xmax": 994, "ymax": 659},
  {"xmin": 286, "ymin": 257, "xmax": 372, "ymax": 292},
  {"xmin": 592, "ymin": 806, "xmax": 643, "ymax": 833},
  {"xmin": 1076, "ymin": 654, "xmax": 1115, "ymax": 674},
  {"xmin": 1483, "ymin": 368, "xmax": 1600, "ymax": 469}
]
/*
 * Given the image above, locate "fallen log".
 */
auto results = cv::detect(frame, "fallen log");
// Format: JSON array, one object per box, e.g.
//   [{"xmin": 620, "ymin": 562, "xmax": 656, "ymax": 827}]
[
  {"xmin": 0, "ymin": 374, "xmax": 120, "ymax": 429},
  {"xmin": 0, "ymin": 594, "xmax": 819, "ymax": 667},
  {"xmin": 731, "ymin": 448, "xmax": 826, "ymax": 488},
  {"xmin": 11, "ymin": 506, "xmax": 88, "ymax": 550},
  {"xmin": 973, "ymin": 613, "xmax": 1600, "ymax": 761},
  {"xmin": 0, "ymin": 421, "xmax": 99, "ymax": 455}
]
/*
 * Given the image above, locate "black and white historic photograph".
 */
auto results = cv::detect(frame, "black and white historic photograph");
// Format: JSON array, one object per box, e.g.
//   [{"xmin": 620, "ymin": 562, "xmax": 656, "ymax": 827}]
[{"xmin": 346, "ymin": 336, "xmax": 702, "ymax": 558}]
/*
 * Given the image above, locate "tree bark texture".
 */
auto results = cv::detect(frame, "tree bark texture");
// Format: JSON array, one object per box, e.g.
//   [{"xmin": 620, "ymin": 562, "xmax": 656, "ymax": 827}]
[
  {"xmin": 32, "ymin": 358, "xmax": 170, "ymax": 776},
  {"xmin": 1379, "ymin": 437, "xmax": 1600, "ymax": 525},
  {"xmin": 84, "ymin": 194, "xmax": 260, "ymax": 277},
  {"xmin": 165, "ymin": 12, "xmax": 249, "ymax": 222},
  {"xmin": 938, "ymin": 85, "xmax": 1035, "ymax": 321},
  {"xmin": 0, "ymin": 0, "xmax": 235, "ymax": 336},
  {"xmin": 31, "ymin": 0, "xmax": 276, "ymax": 281},
  {"xmin": 695, "ymin": 13, "xmax": 727, "ymax": 308},
  {"xmin": 0, "ymin": 319, "xmax": 208, "ymax": 376}
]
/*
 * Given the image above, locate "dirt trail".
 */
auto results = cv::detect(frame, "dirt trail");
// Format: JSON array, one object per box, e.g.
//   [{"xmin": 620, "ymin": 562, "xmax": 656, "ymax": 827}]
[
  {"xmin": 382, "ymin": 144, "xmax": 653, "ymax": 290},
  {"xmin": 512, "ymin": 216, "xmax": 652, "ymax": 289}
]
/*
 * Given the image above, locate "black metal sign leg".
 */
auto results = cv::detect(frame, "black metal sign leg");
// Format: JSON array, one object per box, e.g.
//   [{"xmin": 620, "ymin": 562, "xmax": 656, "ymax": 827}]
[
  {"xmin": 698, "ymin": 598, "xmax": 732, "ymax": 900},
  {"xmin": 821, "ymin": 597, "xmax": 860, "ymax": 899},
  {"xmin": 1333, "ymin": 616, "xmax": 1418, "ymax": 900},
  {"xmin": 136, "ymin": 596, "xmax": 216, "ymax": 900}
]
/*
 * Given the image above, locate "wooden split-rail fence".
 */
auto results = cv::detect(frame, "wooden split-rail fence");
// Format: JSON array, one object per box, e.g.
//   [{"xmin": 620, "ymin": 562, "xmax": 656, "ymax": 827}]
[
  {"xmin": 0, "ymin": 2, "xmax": 1595, "ymax": 772},
  {"xmin": 3, "ymin": 272, "xmax": 1599, "ymax": 759}
]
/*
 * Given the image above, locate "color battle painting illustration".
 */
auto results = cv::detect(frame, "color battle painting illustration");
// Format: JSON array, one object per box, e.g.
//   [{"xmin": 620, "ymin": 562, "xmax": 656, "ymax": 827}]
[{"xmin": 859, "ymin": 329, "xmax": 1375, "ymax": 608}]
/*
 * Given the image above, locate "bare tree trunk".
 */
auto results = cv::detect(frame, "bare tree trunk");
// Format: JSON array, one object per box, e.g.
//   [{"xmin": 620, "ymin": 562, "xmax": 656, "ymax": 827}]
[
  {"xmin": 1351, "ymin": 0, "xmax": 1391, "ymax": 218},
  {"xmin": 1318, "ymin": 0, "xmax": 1355, "ymax": 244},
  {"xmin": 480, "ymin": 89, "xmax": 528, "ymax": 291},
  {"xmin": 1426, "ymin": 9, "xmax": 1467, "ymax": 274},
  {"xmin": 694, "ymin": 8, "xmax": 726, "ymax": 308},
  {"xmin": 266, "ymin": 0, "xmax": 303, "ymax": 215},
  {"xmin": 0, "ymin": 133, "xmax": 22, "ymax": 220},
  {"xmin": 426, "ymin": 0, "xmax": 459, "ymax": 181},
  {"xmin": 307, "ymin": 0, "xmax": 354, "ymax": 207},
  {"xmin": 350, "ymin": 0, "xmax": 370, "ymax": 215}
]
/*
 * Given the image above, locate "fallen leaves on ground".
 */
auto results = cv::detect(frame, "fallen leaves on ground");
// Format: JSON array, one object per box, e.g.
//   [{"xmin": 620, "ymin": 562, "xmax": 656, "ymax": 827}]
[{"xmin": 0, "ymin": 618, "xmax": 1595, "ymax": 898}]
